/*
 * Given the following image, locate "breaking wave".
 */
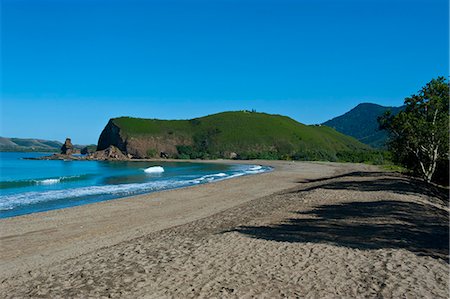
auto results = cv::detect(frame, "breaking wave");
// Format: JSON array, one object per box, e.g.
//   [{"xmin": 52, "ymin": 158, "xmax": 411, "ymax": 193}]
[
  {"xmin": 0, "ymin": 175, "xmax": 92, "ymax": 189},
  {"xmin": 0, "ymin": 180, "xmax": 187, "ymax": 211},
  {"xmin": 144, "ymin": 166, "xmax": 165, "ymax": 173}
]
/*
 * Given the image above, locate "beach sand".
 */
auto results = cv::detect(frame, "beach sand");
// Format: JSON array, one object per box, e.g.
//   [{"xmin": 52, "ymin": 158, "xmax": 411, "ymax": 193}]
[{"xmin": 0, "ymin": 161, "xmax": 448, "ymax": 298}]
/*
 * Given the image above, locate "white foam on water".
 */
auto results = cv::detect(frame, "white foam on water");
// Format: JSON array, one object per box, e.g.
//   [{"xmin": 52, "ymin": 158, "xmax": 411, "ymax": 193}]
[
  {"xmin": 244, "ymin": 165, "xmax": 267, "ymax": 174},
  {"xmin": 1, "ymin": 175, "xmax": 93, "ymax": 190},
  {"xmin": 189, "ymin": 173, "xmax": 228, "ymax": 184},
  {"xmin": 144, "ymin": 166, "xmax": 165, "ymax": 173},
  {"xmin": 213, "ymin": 172, "xmax": 227, "ymax": 177},
  {"xmin": 0, "ymin": 179, "xmax": 186, "ymax": 211},
  {"xmin": 198, "ymin": 173, "xmax": 227, "ymax": 180},
  {"xmin": 249, "ymin": 165, "xmax": 262, "ymax": 171},
  {"xmin": 226, "ymin": 173, "xmax": 245, "ymax": 179},
  {"xmin": 35, "ymin": 178, "xmax": 61, "ymax": 185}
]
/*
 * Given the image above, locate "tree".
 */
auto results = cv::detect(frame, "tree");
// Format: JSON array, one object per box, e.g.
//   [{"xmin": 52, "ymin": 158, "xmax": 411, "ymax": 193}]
[{"xmin": 379, "ymin": 77, "xmax": 449, "ymax": 183}]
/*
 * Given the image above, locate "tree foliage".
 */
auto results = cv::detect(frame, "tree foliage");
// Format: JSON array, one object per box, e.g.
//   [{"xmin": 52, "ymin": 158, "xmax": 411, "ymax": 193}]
[{"xmin": 379, "ymin": 77, "xmax": 449, "ymax": 183}]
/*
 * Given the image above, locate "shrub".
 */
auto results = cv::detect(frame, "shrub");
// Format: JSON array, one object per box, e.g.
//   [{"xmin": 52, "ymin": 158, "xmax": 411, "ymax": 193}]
[{"xmin": 146, "ymin": 148, "xmax": 157, "ymax": 158}]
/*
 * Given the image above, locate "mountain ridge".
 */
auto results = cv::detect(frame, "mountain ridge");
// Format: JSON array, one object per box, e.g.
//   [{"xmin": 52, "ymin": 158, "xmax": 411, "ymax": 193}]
[
  {"xmin": 322, "ymin": 103, "xmax": 403, "ymax": 148},
  {"xmin": 0, "ymin": 137, "xmax": 89, "ymax": 152}
]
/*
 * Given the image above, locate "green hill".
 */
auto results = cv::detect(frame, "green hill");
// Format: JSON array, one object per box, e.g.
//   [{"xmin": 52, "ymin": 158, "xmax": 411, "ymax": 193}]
[
  {"xmin": 98, "ymin": 111, "xmax": 381, "ymax": 162},
  {"xmin": 323, "ymin": 103, "xmax": 403, "ymax": 148},
  {"xmin": 0, "ymin": 137, "xmax": 89, "ymax": 152},
  {"xmin": 0, "ymin": 137, "xmax": 63, "ymax": 152}
]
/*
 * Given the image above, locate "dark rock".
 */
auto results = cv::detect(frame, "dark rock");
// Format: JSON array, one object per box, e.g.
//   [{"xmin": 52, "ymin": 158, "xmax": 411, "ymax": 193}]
[
  {"xmin": 160, "ymin": 152, "xmax": 169, "ymax": 159},
  {"xmin": 81, "ymin": 145, "xmax": 96, "ymax": 155},
  {"xmin": 61, "ymin": 138, "xmax": 74, "ymax": 155},
  {"xmin": 25, "ymin": 145, "xmax": 130, "ymax": 161},
  {"xmin": 97, "ymin": 120, "xmax": 127, "ymax": 152},
  {"xmin": 88, "ymin": 145, "xmax": 129, "ymax": 161}
]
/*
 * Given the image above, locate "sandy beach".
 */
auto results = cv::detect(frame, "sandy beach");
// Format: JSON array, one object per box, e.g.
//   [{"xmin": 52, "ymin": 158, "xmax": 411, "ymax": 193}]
[{"xmin": 0, "ymin": 160, "xmax": 448, "ymax": 298}]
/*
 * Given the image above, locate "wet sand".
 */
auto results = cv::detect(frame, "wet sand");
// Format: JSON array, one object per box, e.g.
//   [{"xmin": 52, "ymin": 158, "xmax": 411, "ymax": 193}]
[{"xmin": 1, "ymin": 161, "xmax": 448, "ymax": 298}]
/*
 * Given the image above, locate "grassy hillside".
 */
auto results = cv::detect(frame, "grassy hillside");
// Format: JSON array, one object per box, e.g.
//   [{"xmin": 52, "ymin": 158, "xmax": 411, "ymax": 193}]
[
  {"xmin": 105, "ymin": 111, "xmax": 385, "ymax": 163},
  {"xmin": 323, "ymin": 103, "xmax": 403, "ymax": 148},
  {"xmin": 0, "ymin": 137, "xmax": 62, "ymax": 152},
  {"xmin": 0, "ymin": 137, "xmax": 88, "ymax": 152}
]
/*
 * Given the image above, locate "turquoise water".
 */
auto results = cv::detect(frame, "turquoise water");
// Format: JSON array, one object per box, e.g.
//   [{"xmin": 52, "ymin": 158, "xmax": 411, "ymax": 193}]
[{"xmin": 0, "ymin": 152, "xmax": 270, "ymax": 218}]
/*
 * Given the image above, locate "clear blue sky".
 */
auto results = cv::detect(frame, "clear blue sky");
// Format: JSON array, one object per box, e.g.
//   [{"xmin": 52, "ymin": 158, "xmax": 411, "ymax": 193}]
[{"xmin": 1, "ymin": 0, "xmax": 448, "ymax": 144}]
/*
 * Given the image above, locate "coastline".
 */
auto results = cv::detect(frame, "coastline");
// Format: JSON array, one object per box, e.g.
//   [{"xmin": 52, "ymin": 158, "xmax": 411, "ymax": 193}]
[
  {"xmin": 1, "ymin": 160, "xmax": 448, "ymax": 298},
  {"xmin": 0, "ymin": 156, "xmax": 272, "ymax": 219},
  {"xmin": 0, "ymin": 159, "xmax": 324, "ymax": 278},
  {"xmin": 0, "ymin": 160, "xmax": 343, "ymax": 278}
]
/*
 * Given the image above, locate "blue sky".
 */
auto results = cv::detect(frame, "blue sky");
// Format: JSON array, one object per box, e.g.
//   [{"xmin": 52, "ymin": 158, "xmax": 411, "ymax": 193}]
[{"xmin": 1, "ymin": 0, "xmax": 448, "ymax": 144}]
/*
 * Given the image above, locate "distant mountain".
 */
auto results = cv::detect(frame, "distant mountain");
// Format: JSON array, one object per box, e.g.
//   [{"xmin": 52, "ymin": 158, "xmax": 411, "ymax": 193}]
[
  {"xmin": 98, "ymin": 111, "xmax": 371, "ymax": 161},
  {"xmin": 0, "ymin": 137, "xmax": 88, "ymax": 152},
  {"xmin": 322, "ymin": 103, "xmax": 403, "ymax": 148}
]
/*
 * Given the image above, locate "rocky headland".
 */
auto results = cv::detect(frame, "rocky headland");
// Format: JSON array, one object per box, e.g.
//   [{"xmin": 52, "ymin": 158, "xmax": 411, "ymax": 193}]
[
  {"xmin": 94, "ymin": 111, "xmax": 372, "ymax": 161},
  {"xmin": 27, "ymin": 144, "xmax": 132, "ymax": 161},
  {"xmin": 25, "ymin": 111, "xmax": 383, "ymax": 162}
]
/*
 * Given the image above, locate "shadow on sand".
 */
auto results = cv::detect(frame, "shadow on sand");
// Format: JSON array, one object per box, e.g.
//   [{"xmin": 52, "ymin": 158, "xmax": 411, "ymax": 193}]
[
  {"xmin": 296, "ymin": 171, "xmax": 449, "ymax": 203},
  {"xmin": 231, "ymin": 173, "xmax": 449, "ymax": 261}
]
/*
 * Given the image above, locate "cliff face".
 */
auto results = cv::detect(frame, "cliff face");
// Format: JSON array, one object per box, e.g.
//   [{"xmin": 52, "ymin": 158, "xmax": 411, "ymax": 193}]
[
  {"xmin": 97, "ymin": 119, "xmax": 192, "ymax": 158},
  {"xmin": 97, "ymin": 120, "xmax": 127, "ymax": 152},
  {"xmin": 125, "ymin": 136, "xmax": 191, "ymax": 158}
]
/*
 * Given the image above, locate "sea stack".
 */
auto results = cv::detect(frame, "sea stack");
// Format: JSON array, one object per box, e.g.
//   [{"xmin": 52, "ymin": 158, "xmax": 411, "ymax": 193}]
[{"xmin": 61, "ymin": 138, "xmax": 74, "ymax": 155}]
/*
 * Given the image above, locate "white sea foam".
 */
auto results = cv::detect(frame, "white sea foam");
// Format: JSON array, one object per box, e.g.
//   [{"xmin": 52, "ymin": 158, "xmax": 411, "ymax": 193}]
[
  {"xmin": 0, "ymin": 175, "xmax": 91, "ymax": 190},
  {"xmin": 249, "ymin": 165, "xmax": 262, "ymax": 171},
  {"xmin": 198, "ymin": 173, "xmax": 227, "ymax": 180},
  {"xmin": 34, "ymin": 175, "xmax": 87, "ymax": 185},
  {"xmin": 144, "ymin": 166, "xmax": 165, "ymax": 173},
  {"xmin": 0, "ymin": 180, "xmax": 186, "ymax": 211},
  {"xmin": 244, "ymin": 165, "xmax": 267, "ymax": 174},
  {"xmin": 226, "ymin": 173, "xmax": 245, "ymax": 179},
  {"xmin": 189, "ymin": 173, "xmax": 228, "ymax": 184},
  {"xmin": 35, "ymin": 178, "xmax": 61, "ymax": 185}
]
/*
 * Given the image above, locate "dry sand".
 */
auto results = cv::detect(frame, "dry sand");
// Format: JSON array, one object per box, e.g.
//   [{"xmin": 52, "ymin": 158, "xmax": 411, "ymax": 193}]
[{"xmin": 0, "ymin": 161, "xmax": 448, "ymax": 298}]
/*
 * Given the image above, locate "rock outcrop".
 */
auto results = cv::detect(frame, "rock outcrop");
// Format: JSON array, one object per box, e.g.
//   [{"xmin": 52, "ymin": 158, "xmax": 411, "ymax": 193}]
[
  {"xmin": 26, "ymin": 146, "xmax": 129, "ymax": 161},
  {"xmin": 80, "ymin": 147, "xmax": 89, "ymax": 155},
  {"xmin": 97, "ymin": 119, "xmax": 191, "ymax": 159},
  {"xmin": 228, "ymin": 152, "xmax": 238, "ymax": 159},
  {"xmin": 81, "ymin": 145, "xmax": 97, "ymax": 155},
  {"xmin": 97, "ymin": 120, "xmax": 127, "ymax": 153},
  {"xmin": 61, "ymin": 138, "xmax": 74, "ymax": 155},
  {"xmin": 87, "ymin": 145, "xmax": 129, "ymax": 161}
]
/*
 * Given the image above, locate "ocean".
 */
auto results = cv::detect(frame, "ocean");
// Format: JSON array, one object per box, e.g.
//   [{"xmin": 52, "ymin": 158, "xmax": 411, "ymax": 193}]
[{"xmin": 0, "ymin": 152, "xmax": 270, "ymax": 219}]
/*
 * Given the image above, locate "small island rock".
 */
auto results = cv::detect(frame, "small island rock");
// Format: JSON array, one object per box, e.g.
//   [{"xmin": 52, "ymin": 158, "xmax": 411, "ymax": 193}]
[{"xmin": 61, "ymin": 138, "xmax": 74, "ymax": 155}]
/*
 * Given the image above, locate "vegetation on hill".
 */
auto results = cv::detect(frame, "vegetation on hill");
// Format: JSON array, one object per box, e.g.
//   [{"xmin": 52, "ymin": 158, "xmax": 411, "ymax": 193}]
[
  {"xmin": 100, "ymin": 111, "xmax": 386, "ymax": 163},
  {"xmin": 0, "ymin": 137, "xmax": 62, "ymax": 152},
  {"xmin": 379, "ymin": 77, "xmax": 449, "ymax": 185},
  {"xmin": 0, "ymin": 137, "xmax": 88, "ymax": 153},
  {"xmin": 323, "ymin": 103, "xmax": 403, "ymax": 148}
]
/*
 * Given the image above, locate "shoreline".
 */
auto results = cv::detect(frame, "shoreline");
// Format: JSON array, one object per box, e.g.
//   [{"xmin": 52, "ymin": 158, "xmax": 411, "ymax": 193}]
[
  {"xmin": 0, "ymin": 160, "xmax": 354, "ymax": 279},
  {"xmin": 0, "ymin": 159, "xmax": 272, "ymax": 219},
  {"xmin": 1, "ymin": 160, "xmax": 448, "ymax": 298}
]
